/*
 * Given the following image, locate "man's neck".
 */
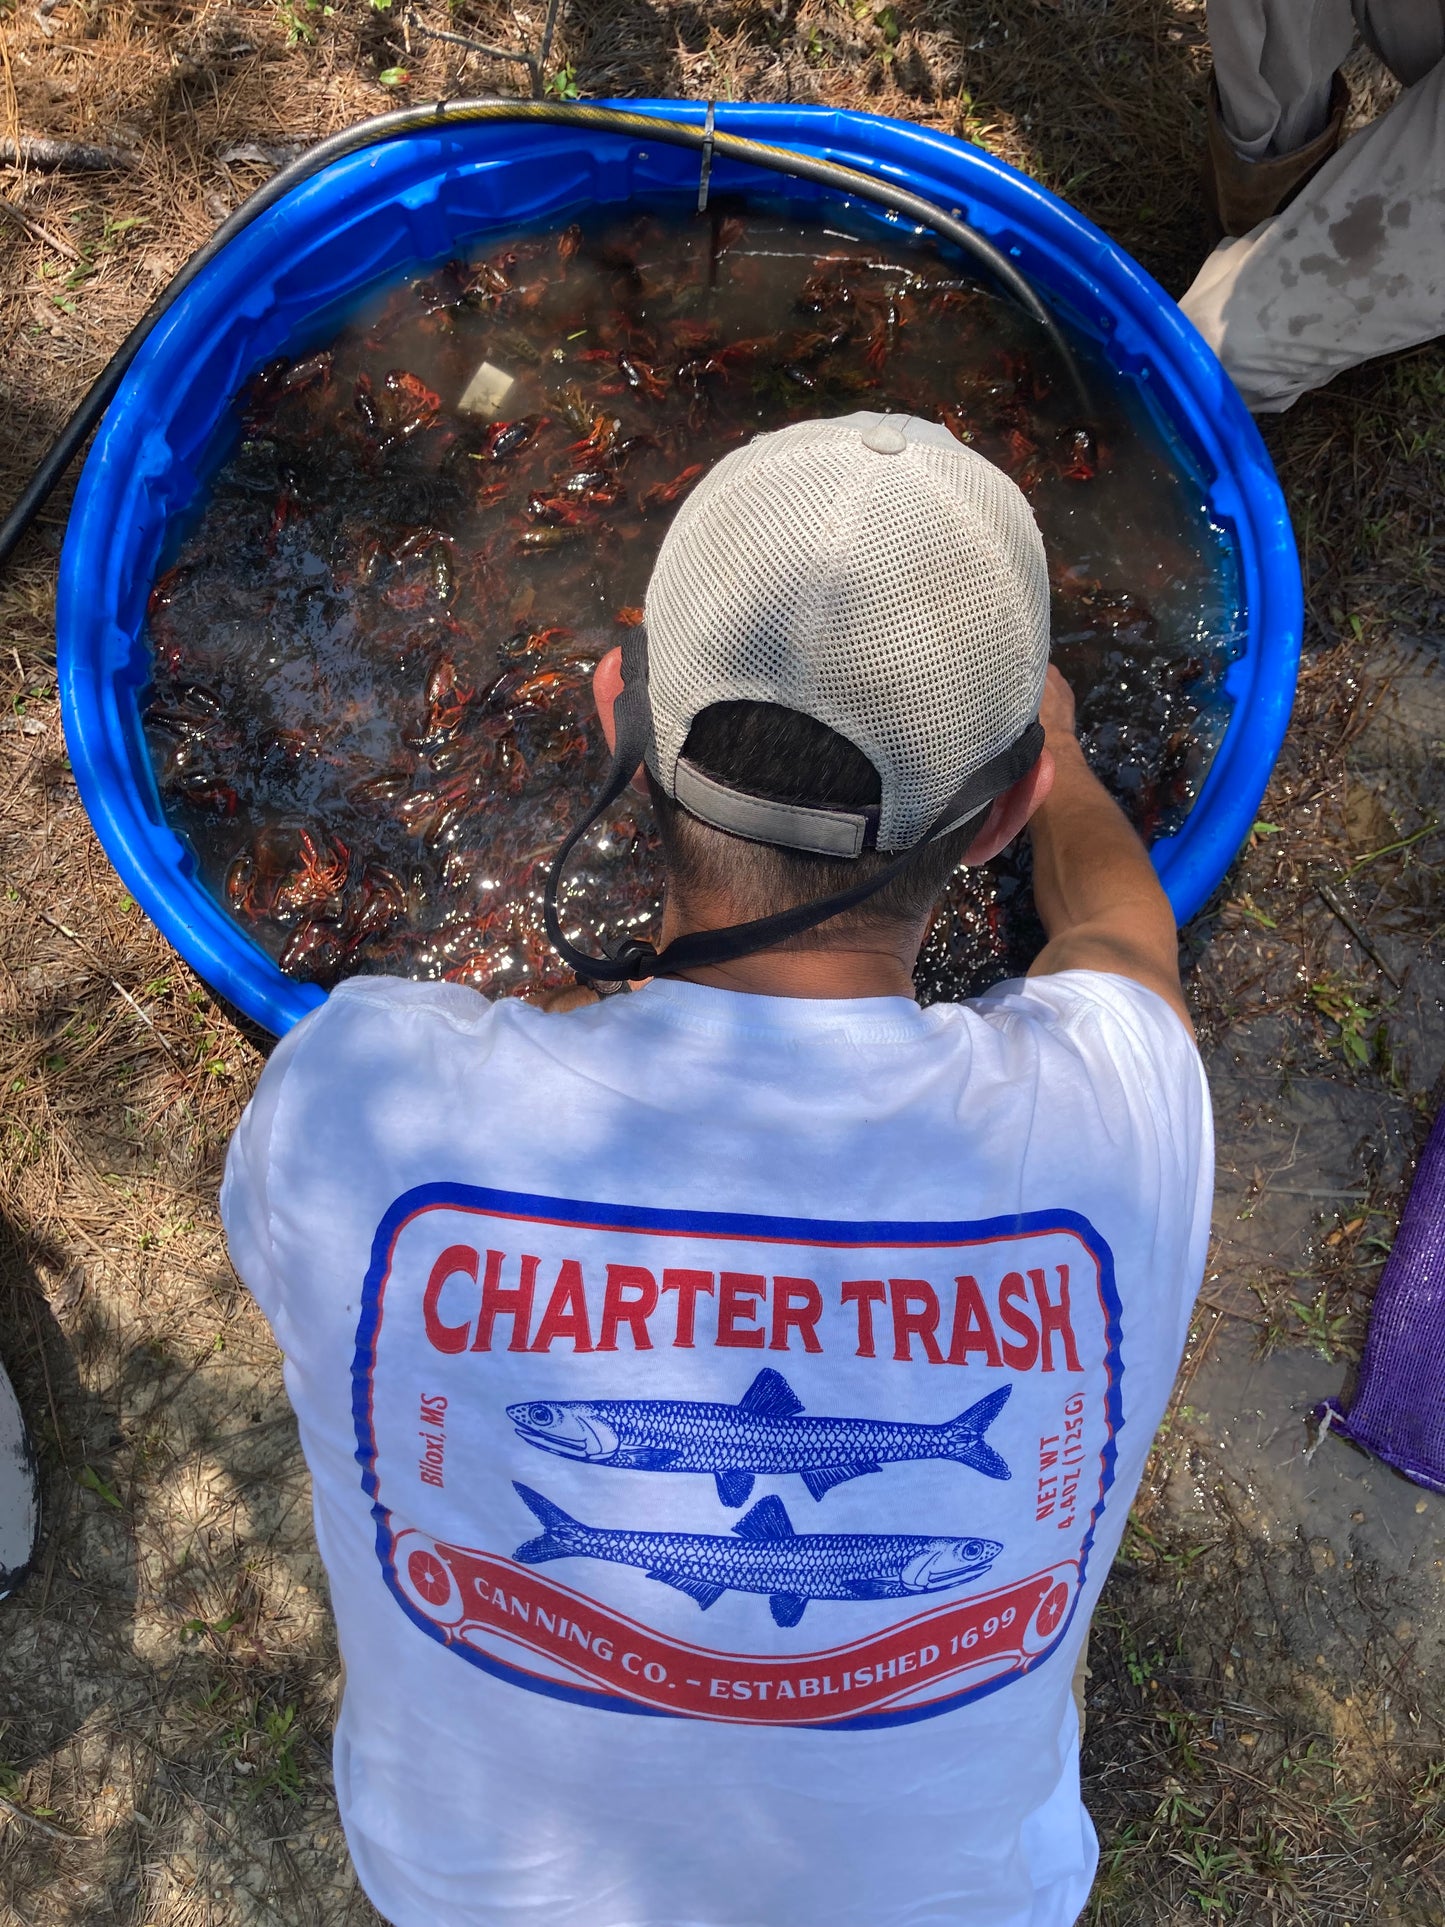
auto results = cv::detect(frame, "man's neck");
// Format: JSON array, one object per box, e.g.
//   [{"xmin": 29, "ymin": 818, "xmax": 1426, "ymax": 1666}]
[{"xmin": 657, "ymin": 899, "xmax": 923, "ymax": 1000}]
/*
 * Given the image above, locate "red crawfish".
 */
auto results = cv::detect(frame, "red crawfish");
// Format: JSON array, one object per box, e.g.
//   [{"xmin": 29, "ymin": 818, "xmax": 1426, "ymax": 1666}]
[
  {"xmin": 514, "ymin": 526, "xmax": 585, "ymax": 551},
  {"xmin": 497, "ymin": 624, "xmax": 576, "ymax": 665},
  {"xmin": 226, "ymin": 851, "xmax": 268, "ymax": 921},
  {"xmin": 226, "ymin": 825, "xmax": 303, "ymax": 921},
  {"xmin": 265, "ymin": 491, "xmax": 300, "ymax": 553},
  {"xmin": 279, "ymin": 917, "xmax": 348, "ymax": 979},
  {"xmin": 537, "ymin": 725, "xmax": 592, "ymax": 769},
  {"xmin": 490, "ymin": 666, "xmax": 579, "ymax": 717},
  {"xmin": 797, "ymin": 270, "xmax": 853, "ymax": 315},
  {"xmin": 354, "ymin": 371, "xmax": 382, "ymax": 437},
  {"xmin": 999, "ymin": 348, "xmax": 1051, "ymax": 405},
  {"xmin": 478, "ymin": 415, "xmax": 547, "ymax": 461},
  {"xmin": 788, "ymin": 327, "xmax": 851, "ymax": 363},
  {"xmin": 347, "ymin": 770, "xmax": 411, "ymax": 809},
  {"xmin": 675, "ymin": 351, "xmax": 730, "ymax": 386},
  {"xmin": 383, "ymin": 369, "xmax": 442, "ymax": 438},
  {"xmin": 245, "ymin": 351, "xmax": 332, "ymax": 426},
  {"xmin": 146, "ymin": 565, "xmax": 186, "ymax": 620},
  {"xmin": 169, "ymin": 773, "xmax": 238, "ymax": 816},
  {"xmin": 464, "ymin": 250, "xmax": 521, "ymax": 302},
  {"xmin": 146, "ymin": 572, "xmax": 194, "ymax": 676},
  {"xmin": 397, "ymin": 774, "xmax": 481, "ymax": 847},
  {"xmin": 640, "ymin": 464, "xmax": 705, "ymax": 512},
  {"xmin": 999, "ymin": 425, "xmax": 1044, "ymax": 491},
  {"xmin": 526, "ymin": 492, "xmax": 595, "ymax": 527},
  {"xmin": 717, "ymin": 336, "xmax": 773, "ymax": 368},
  {"xmin": 257, "ymin": 723, "xmax": 339, "ymax": 768},
  {"xmin": 442, "ymin": 946, "xmax": 509, "ymax": 994},
  {"xmin": 424, "ymin": 653, "xmax": 475, "ymax": 736},
  {"xmin": 614, "ymin": 354, "xmax": 668, "ymax": 401},
  {"xmin": 273, "ymin": 829, "xmax": 351, "ymax": 920},
  {"xmin": 551, "ymin": 467, "xmax": 624, "ymax": 507},
  {"xmin": 394, "ymin": 528, "xmax": 457, "ymax": 602},
  {"xmin": 482, "ymin": 728, "xmax": 528, "ymax": 796},
  {"xmin": 145, "ymin": 683, "xmax": 223, "ymax": 736},
  {"xmin": 670, "ymin": 318, "xmax": 721, "ymax": 352},
  {"xmin": 927, "ymin": 283, "xmax": 981, "ymax": 320},
  {"xmin": 547, "ymin": 381, "xmax": 598, "ymax": 434},
  {"xmin": 382, "ymin": 578, "xmax": 430, "ymax": 612},
  {"xmin": 276, "ymin": 350, "xmax": 333, "ymax": 396},
  {"xmin": 565, "ymin": 413, "xmax": 622, "ymax": 464},
  {"xmin": 859, "ymin": 290, "xmax": 905, "ymax": 374},
  {"xmin": 1057, "ymin": 427, "xmax": 1099, "ymax": 483},
  {"xmin": 345, "ymin": 863, "xmax": 409, "ymax": 948}
]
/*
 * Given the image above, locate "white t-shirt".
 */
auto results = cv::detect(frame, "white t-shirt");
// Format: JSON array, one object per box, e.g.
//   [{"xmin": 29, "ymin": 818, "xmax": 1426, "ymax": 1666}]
[{"xmin": 221, "ymin": 969, "xmax": 1212, "ymax": 1927}]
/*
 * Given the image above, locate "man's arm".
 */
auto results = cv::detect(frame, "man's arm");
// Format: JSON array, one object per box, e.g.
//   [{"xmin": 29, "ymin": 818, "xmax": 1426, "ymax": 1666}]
[{"xmin": 1026, "ymin": 667, "xmax": 1193, "ymax": 1034}]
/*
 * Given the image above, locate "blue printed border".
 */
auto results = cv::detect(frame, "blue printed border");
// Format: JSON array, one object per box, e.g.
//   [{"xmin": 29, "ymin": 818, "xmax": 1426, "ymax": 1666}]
[{"xmin": 352, "ymin": 1183, "xmax": 1124, "ymax": 1730}]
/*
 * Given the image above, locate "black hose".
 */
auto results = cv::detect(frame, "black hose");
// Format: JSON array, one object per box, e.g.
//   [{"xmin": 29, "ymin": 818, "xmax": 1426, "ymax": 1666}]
[{"xmin": 0, "ymin": 97, "xmax": 1083, "ymax": 570}]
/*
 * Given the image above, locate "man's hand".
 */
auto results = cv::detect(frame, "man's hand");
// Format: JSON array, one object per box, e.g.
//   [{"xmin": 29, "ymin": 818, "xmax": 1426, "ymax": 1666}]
[
  {"xmin": 526, "ymin": 982, "xmax": 602, "ymax": 1013},
  {"xmin": 1027, "ymin": 667, "xmax": 1193, "ymax": 1034}
]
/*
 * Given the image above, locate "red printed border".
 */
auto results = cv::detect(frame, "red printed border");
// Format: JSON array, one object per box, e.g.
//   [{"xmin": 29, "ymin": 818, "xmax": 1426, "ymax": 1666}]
[{"xmin": 392, "ymin": 1531, "xmax": 1076, "ymax": 1725}]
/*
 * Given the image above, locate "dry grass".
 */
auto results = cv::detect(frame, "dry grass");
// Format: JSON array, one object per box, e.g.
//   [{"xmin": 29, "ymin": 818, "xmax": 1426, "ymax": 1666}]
[{"xmin": 1, "ymin": 2, "xmax": 1444, "ymax": 1923}]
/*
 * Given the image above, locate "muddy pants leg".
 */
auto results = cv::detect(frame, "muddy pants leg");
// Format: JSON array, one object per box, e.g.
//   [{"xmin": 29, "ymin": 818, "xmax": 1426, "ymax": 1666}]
[{"xmin": 1180, "ymin": 53, "xmax": 1445, "ymax": 411}]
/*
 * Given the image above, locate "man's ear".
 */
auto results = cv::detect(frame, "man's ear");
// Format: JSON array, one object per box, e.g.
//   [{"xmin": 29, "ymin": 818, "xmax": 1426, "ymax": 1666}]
[
  {"xmin": 591, "ymin": 646, "xmax": 649, "ymax": 795},
  {"xmin": 593, "ymin": 646, "xmax": 624, "ymax": 753},
  {"xmin": 961, "ymin": 751, "xmax": 1055, "ymax": 866}
]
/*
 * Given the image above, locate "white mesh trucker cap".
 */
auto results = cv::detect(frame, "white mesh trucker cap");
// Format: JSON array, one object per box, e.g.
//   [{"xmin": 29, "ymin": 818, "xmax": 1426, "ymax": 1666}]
[
  {"xmin": 642, "ymin": 411, "xmax": 1051, "ymax": 855},
  {"xmin": 544, "ymin": 411, "xmax": 1052, "ymax": 982}
]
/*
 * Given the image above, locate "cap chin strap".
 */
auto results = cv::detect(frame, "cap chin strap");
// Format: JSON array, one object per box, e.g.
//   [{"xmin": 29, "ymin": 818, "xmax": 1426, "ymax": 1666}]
[{"xmin": 543, "ymin": 704, "xmax": 1046, "ymax": 985}]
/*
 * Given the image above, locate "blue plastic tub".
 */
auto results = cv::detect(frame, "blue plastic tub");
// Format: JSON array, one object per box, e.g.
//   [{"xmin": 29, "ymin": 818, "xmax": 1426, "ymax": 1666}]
[{"xmin": 58, "ymin": 100, "xmax": 1302, "ymax": 1036}]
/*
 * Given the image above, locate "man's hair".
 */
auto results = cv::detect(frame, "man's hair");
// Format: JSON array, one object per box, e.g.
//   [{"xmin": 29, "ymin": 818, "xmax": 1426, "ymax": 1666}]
[{"xmin": 647, "ymin": 700, "xmax": 978, "ymax": 947}]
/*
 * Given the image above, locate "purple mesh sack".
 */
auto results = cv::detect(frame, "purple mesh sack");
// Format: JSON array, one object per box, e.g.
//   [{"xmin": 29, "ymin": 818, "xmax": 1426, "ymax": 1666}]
[{"xmin": 1323, "ymin": 1103, "xmax": 1445, "ymax": 1492}]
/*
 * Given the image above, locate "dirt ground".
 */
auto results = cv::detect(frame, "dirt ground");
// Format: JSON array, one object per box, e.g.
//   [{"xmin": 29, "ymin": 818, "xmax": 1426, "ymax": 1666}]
[{"xmin": 0, "ymin": 1, "xmax": 1442, "ymax": 1922}]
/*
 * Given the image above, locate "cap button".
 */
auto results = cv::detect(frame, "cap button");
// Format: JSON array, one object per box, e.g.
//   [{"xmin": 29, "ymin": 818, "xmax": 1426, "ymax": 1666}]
[{"xmin": 860, "ymin": 420, "xmax": 907, "ymax": 455}]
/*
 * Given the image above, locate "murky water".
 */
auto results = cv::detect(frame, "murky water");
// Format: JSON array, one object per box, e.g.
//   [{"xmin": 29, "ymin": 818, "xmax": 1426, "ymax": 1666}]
[{"xmin": 144, "ymin": 204, "xmax": 1241, "ymax": 1001}]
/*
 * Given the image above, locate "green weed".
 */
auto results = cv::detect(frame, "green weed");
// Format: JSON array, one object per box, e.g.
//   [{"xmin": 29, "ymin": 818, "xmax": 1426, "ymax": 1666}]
[
  {"xmin": 77, "ymin": 1465, "xmax": 122, "ymax": 1510},
  {"xmin": 1307, "ymin": 974, "xmax": 1380, "ymax": 1070},
  {"xmin": 1287, "ymin": 1289, "xmax": 1354, "ymax": 1360},
  {"xmin": 224, "ymin": 1700, "xmax": 304, "ymax": 1802}
]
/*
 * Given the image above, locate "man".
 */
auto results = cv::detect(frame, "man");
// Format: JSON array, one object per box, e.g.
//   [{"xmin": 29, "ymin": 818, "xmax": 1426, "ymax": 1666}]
[
  {"xmin": 1182, "ymin": 0, "xmax": 1445, "ymax": 411},
  {"xmin": 222, "ymin": 414, "xmax": 1212, "ymax": 1927}
]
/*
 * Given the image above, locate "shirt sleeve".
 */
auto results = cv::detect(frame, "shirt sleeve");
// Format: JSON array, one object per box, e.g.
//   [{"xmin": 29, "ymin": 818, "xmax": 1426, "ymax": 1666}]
[
  {"xmin": 219, "ymin": 1005, "xmax": 323, "ymax": 1327},
  {"xmin": 970, "ymin": 968, "xmax": 1214, "ymax": 1342},
  {"xmin": 972, "ymin": 968, "xmax": 1204, "ymax": 1120},
  {"xmin": 220, "ymin": 976, "xmax": 499, "ymax": 1328}
]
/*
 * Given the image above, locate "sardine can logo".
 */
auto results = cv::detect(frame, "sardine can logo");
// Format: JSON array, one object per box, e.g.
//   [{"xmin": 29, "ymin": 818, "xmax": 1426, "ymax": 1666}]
[{"xmin": 353, "ymin": 1184, "xmax": 1122, "ymax": 1728}]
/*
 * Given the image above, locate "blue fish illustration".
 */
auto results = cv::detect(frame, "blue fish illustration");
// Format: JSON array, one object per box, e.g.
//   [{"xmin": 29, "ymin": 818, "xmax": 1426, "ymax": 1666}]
[
  {"xmin": 512, "ymin": 1483, "xmax": 1002, "ymax": 1628},
  {"xmin": 508, "ymin": 1370, "xmax": 1012, "ymax": 1508}
]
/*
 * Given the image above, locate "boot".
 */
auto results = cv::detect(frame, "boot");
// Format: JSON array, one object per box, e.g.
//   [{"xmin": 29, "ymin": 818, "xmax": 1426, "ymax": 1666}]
[{"xmin": 1203, "ymin": 69, "xmax": 1350, "ymax": 239}]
